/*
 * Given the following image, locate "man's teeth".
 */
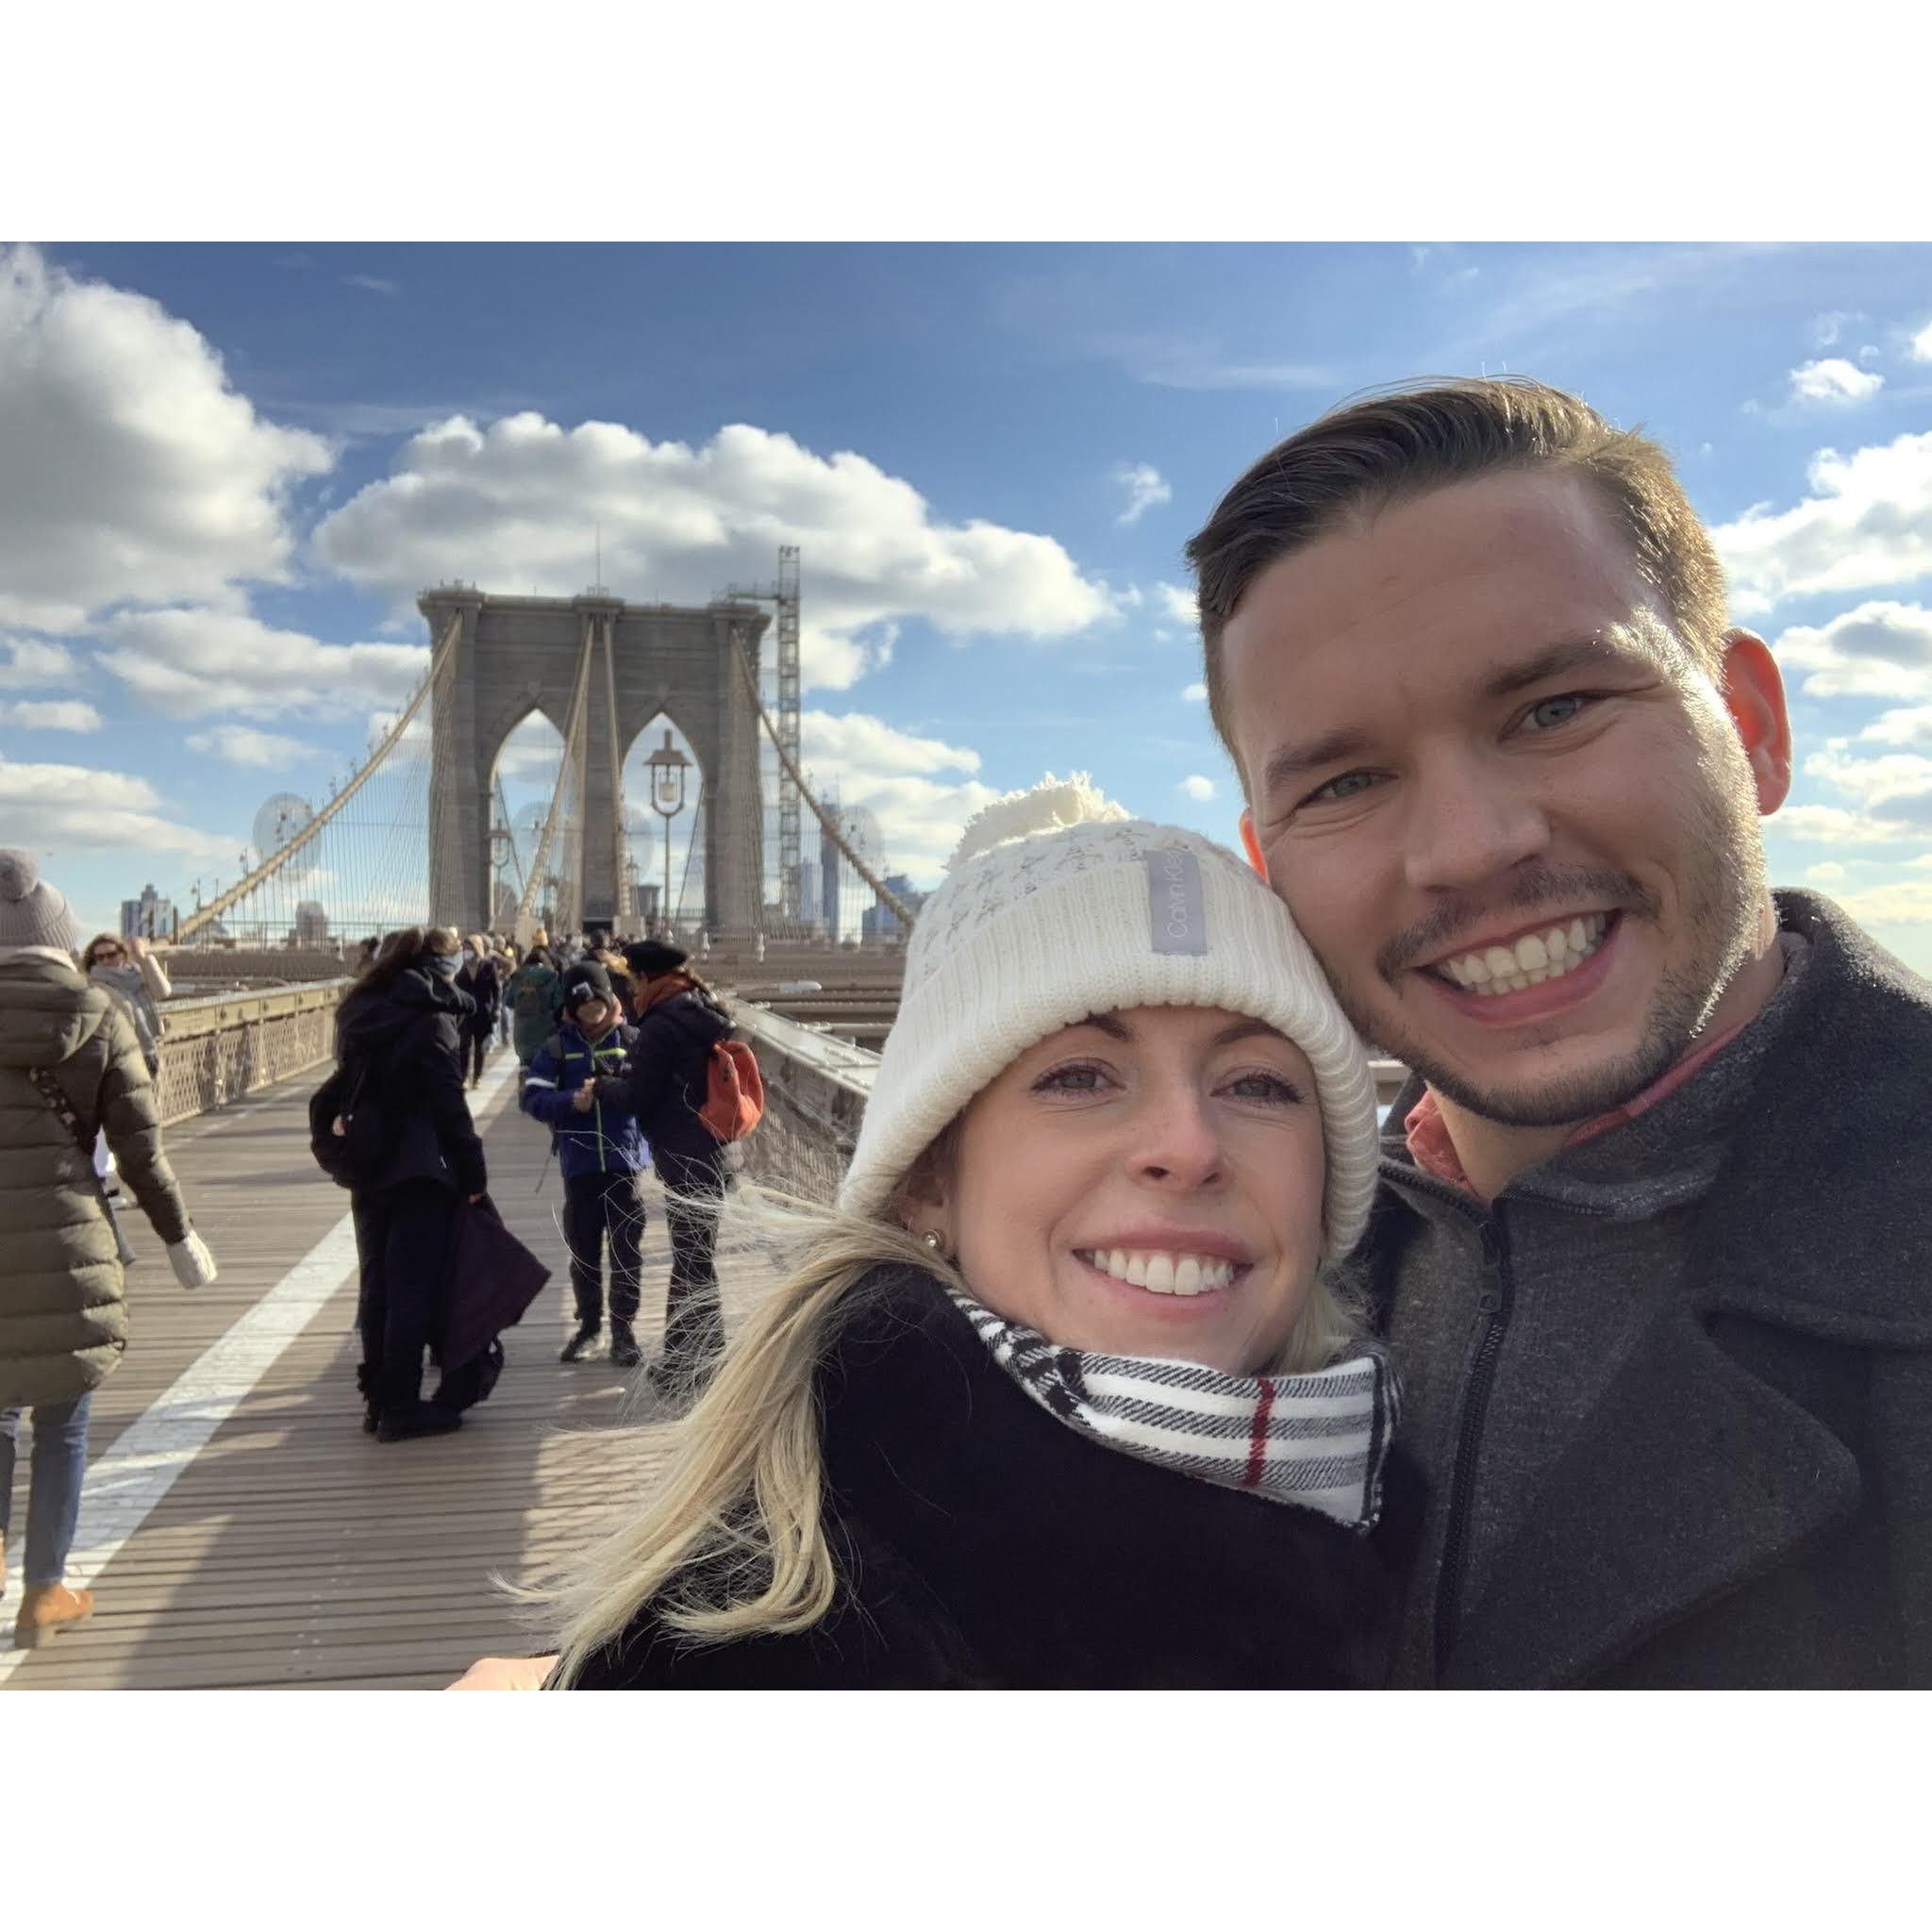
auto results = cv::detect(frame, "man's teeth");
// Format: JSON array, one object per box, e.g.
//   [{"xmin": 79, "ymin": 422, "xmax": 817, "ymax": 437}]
[
  {"xmin": 1438, "ymin": 913, "xmax": 1610, "ymax": 996},
  {"xmin": 1079, "ymin": 1249, "xmax": 1237, "ymax": 1296}
]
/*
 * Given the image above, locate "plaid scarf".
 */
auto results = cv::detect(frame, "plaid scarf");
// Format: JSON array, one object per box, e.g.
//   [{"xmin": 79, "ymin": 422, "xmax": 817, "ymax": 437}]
[{"xmin": 947, "ymin": 1290, "xmax": 1400, "ymax": 1532}]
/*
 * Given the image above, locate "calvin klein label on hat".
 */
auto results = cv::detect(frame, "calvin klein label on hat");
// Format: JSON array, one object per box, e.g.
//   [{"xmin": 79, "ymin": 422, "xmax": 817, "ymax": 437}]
[{"xmin": 1147, "ymin": 849, "xmax": 1207, "ymax": 955}]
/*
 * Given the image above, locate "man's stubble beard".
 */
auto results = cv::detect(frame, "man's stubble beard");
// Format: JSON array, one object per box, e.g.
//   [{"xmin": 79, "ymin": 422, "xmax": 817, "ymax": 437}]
[{"xmin": 1325, "ymin": 759, "xmax": 1769, "ymax": 1132}]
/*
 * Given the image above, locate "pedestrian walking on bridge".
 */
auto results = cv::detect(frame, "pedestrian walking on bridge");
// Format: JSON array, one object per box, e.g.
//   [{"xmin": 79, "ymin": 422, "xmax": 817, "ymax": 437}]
[
  {"xmin": 507, "ymin": 938, "xmax": 563, "ymax": 1067},
  {"xmin": 81, "ymin": 931, "xmax": 171, "ymax": 1078},
  {"xmin": 457, "ymin": 935, "xmax": 500, "ymax": 1089},
  {"xmin": 600, "ymin": 941, "xmax": 732, "ymax": 1400},
  {"xmin": 335, "ymin": 926, "xmax": 488, "ymax": 1442},
  {"xmin": 1, "ymin": 852, "xmax": 218, "ymax": 1650}
]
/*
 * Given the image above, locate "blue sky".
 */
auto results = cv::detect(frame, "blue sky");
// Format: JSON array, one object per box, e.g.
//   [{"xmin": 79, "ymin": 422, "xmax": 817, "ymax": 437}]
[{"xmin": 5, "ymin": 240, "xmax": 1932, "ymax": 968}]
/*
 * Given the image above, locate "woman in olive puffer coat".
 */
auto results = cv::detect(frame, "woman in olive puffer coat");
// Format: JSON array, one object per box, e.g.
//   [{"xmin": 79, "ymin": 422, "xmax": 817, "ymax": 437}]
[{"xmin": 0, "ymin": 851, "xmax": 216, "ymax": 1649}]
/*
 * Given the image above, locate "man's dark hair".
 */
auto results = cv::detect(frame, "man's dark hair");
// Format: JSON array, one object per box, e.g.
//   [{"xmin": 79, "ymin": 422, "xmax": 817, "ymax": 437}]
[{"xmin": 1183, "ymin": 376, "xmax": 1729, "ymax": 755}]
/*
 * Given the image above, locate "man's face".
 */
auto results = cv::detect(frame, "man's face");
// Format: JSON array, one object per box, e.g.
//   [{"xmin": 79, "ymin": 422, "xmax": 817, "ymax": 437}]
[{"xmin": 1221, "ymin": 469, "xmax": 1785, "ymax": 1128}]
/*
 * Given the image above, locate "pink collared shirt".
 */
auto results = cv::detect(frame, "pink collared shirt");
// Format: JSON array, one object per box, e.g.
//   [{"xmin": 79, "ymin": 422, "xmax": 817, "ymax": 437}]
[{"xmin": 1402, "ymin": 1021, "xmax": 1753, "ymax": 1198}]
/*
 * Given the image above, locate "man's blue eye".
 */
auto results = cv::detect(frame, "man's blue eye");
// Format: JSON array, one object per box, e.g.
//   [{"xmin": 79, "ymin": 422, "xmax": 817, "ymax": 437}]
[
  {"xmin": 1527, "ymin": 695, "xmax": 1586, "ymax": 729},
  {"xmin": 1312, "ymin": 771, "xmax": 1375, "ymax": 803}
]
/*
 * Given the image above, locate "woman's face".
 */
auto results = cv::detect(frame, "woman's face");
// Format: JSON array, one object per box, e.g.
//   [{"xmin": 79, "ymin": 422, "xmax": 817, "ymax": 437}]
[
  {"xmin": 934, "ymin": 1005, "xmax": 1326, "ymax": 1376},
  {"xmin": 91, "ymin": 941, "xmax": 125, "ymax": 969}
]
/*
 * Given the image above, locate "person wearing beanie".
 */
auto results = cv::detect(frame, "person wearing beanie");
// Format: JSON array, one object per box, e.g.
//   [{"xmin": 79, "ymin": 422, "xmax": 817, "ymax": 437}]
[
  {"xmin": 596, "ymin": 941, "xmax": 733, "ymax": 1400},
  {"xmin": 0, "ymin": 850, "xmax": 219, "ymax": 1648},
  {"xmin": 455, "ymin": 777, "xmax": 1405, "ymax": 1690},
  {"xmin": 520, "ymin": 961, "xmax": 650, "ymax": 1365}
]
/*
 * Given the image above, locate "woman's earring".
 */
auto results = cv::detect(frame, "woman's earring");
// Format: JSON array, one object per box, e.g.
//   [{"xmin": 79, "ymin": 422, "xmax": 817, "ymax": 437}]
[{"xmin": 922, "ymin": 1230, "xmax": 944, "ymax": 1257}]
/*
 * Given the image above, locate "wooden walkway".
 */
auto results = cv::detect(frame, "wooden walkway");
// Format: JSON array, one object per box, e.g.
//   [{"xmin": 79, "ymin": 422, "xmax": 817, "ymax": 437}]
[{"xmin": 2, "ymin": 1048, "xmax": 759, "ymax": 1690}]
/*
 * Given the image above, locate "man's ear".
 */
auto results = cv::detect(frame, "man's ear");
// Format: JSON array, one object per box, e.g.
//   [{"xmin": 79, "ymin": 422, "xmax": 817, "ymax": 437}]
[
  {"xmin": 1720, "ymin": 630, "xmax": 1793, "ymax": 814},
  {"xmin": 1240, "ymin": 808, "xmax": 1269, "ymax": 880}
]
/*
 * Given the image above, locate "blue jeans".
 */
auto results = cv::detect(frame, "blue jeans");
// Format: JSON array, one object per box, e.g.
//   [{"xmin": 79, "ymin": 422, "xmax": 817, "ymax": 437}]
[{"xmin": 0, "ymin": 1391, "xmax": 93, "ymax": 1588}]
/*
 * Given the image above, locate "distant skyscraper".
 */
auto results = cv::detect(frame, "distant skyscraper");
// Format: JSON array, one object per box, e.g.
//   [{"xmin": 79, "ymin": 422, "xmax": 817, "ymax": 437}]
[
  {"xmin": 861, "ymin": 874, "xmax": 924, "ymax": 943},
  {"xmin": 120, "ymin": 883, "xmax": 176, "ymax": 941}
]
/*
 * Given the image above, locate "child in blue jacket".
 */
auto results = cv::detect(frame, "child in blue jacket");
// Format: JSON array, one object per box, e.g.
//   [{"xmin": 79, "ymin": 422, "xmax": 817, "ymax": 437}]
[{"xmin": 519, "ymin": 962, "xmax": 651, "ymax": 1365}]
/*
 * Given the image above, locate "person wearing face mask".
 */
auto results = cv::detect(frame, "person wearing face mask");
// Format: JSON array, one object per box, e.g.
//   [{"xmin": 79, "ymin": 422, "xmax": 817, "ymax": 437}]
[
  {"xmin": 334, "ymin": 926, "xmax": 488, "ymax": 1441},
  {"xmin": 455, "ymin": 778, "xmax": 1401, "ymax": 1690}
]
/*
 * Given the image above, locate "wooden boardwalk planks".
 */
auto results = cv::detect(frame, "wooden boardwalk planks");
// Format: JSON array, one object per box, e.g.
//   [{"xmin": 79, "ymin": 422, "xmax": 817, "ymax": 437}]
[{"xmin": 3, "ymin": 1045, "xmax": 772, "ymax": 1690}]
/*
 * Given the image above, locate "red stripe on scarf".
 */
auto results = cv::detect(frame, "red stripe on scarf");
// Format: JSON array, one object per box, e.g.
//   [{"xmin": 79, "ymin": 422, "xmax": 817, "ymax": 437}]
[{"xmin": 1242, "ymin": 1380, "xmax": 1276, "ymax": 1488}]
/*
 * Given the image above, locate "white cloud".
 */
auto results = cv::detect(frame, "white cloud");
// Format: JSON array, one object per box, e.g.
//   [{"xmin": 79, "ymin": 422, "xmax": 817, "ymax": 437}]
[
  {"xmin": 1773, "ymin": 601, "xmax": 1932, "ymax": 701},
  {"xmin": 183, "ymin": 724, "xmax": 323, "ymax": 768},
  {"xmin": 0, "ymin": 699, "xmax": 101, "ymax": 732},
  {"xmin": 1803, "ymin": 746, "xmax": 1932, "ymax": 814},
  {"xmin": 1804, "ymin": 861, "xmax": 1847, "ymax": 884},
  {"xmin": 313, "ymin": 414, "xmax": 1115, "ymax": 693},
  {"xmin": 0, "ymin": 638, "xmax": 79, "ymax": 688},
  {"xmin": 1112, "ymin": 461, "xmax": 1173, "ymax": 527},
  {"xmin": 0, "ymin": 756, "xmax": 236, "ymax": 859},
  {"xmin": 493, "ymin": 711, "xmax": 565, "ymax": 782},
  {"xmin": 0, "ymin": 244, "xmax": 331, "ymax": 633},
  {"xmin": 801, "ymin": 710, "xmax": 981, "ymax": 778},
  {"xmin": 793, "ymin": 709, "xmax": 995, "ymax": 882},
  {"xmin": 1155, "ymin": 581, "xmax": 1199, "ymax": 627},
  {"xmin": 1715, "ymin": 438, "xmax": 1932, "ymax": 614},
  {"xmin": 1828, "ymin": 878, "xmax": 1932, "ymax": 924},
  {"xmin": 1182, "ymin": 682, "xmax": 1208, "ymax": 703},
  {"xmin": 1811, "ymin": 311, "xmax": 1852, "ymax": 349},
  {"xmin": 1910, "ymin": 320, "xmax": 1932, "ymax": 363},
  {"xmin": 344, "ymin": 275, "xmax": 401, "ymax": 296},
  {"xmin": 1180, "ymin": 774, "xmax": 1217, "ymax": 801},
  {"xmin": 1858, "ymin": 705, "xmax": 1932, "ymax": 747},
  {"xmin": 1788, "ymin": 358, "xmax": 1885, "ymax": 407},
  {"xmin": 1769, "ymin": 802, "xmax": 1921, "ymax": 845},
  {"xmin": 98, "ymin": 609, "xmax": 429, "ymax": 720}
]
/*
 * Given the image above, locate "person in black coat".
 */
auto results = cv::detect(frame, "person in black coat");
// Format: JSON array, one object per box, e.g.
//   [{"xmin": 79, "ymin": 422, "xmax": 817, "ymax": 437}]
[
  {"xmin": 601, "ymin": 941, "xmax": 732, "ymax": 1399},
  {"xmin": 448, "ymin": 793, "xmax": 1401, "ymax": 1691},
  {"xmin": 454, "ymin": 934, "xmax": 500, "ymax": 1090},
  {"xmin": 335, "ymin": 925, "xmax": 488, "ymax": 1442}
]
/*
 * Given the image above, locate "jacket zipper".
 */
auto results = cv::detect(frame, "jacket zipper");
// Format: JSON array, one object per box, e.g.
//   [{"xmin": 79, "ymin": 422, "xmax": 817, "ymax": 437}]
[{"xmin": 1433, "ymin": 1211, "xmax": 1511, "ymax": 1679}]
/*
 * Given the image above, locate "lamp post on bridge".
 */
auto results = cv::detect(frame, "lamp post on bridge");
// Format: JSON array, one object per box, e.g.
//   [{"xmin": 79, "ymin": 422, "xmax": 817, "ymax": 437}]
[{"xmin": 645, "ymin": 728, "xmax": 691, "ymax": 939}]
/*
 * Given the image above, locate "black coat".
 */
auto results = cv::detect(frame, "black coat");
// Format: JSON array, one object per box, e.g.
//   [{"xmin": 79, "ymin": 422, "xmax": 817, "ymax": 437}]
[
  {"xmin": 599, "ymin": 984, "xmax": 730, "ymax": 1184},
  {"xmin": 335, "ymin": 966, "xmax": 487, "ymax": 1199},
  {"xmin": 573, "ymin": 1265, "xmax": 1404, "ymax": 1690},
  {"xmin": 456, "ymin": 958, "xmax": 499, "ymax": 1034},
  {"xmin": 1361, "ymin": 891, "xmax": 1932, "ymax": 1688}
]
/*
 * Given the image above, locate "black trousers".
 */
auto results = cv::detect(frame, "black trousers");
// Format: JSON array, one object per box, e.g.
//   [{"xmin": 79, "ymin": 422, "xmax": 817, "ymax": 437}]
[
  {"xmin": 463, "ymin": 1024, "xmax": 491, "ymax": 1083},
  {"xmin": 562, "ymin": 1169, "xmax": 645, "ymax": 1328},
  {"xmin": 659, "ymin": 1156, "xmax": 725, "ymax": 1378},
  {"xmin": 352, "ymin": 1178, "xmax": 459, "ymax": 1414}
]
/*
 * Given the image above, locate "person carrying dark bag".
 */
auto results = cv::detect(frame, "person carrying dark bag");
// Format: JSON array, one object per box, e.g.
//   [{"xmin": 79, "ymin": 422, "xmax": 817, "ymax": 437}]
[
  {"xmin": 601, "ymin": 941, "xmax": 731, "ymax": 1402},
  {"xmin": 334, "ymin": 926, "xmax": 488, "ymax": 1442}
]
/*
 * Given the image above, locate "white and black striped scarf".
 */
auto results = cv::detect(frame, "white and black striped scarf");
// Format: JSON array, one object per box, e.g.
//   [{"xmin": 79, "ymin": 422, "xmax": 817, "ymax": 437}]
[{"xmin": 948, "ymin": 1290, "xmax": 1400, "ymax": 1532}]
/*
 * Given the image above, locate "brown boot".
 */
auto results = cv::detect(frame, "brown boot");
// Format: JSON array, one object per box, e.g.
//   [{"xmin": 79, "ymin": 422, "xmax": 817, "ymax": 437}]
[{"xmin": 13, "ymin": 1582, "xmax": 94, "ymax": 1649}]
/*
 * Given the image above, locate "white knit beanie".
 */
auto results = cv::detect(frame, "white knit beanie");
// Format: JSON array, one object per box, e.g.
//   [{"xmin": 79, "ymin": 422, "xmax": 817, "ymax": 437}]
[{"xmin": 838, "ymin": 777, "xmax": 1379, "ymax": 1258}]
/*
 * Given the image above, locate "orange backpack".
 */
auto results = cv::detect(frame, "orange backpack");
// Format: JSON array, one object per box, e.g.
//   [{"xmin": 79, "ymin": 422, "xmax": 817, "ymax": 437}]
[{"xmin": 698, "ymin": 1038, "xmax": 764, "ymax": 1142}]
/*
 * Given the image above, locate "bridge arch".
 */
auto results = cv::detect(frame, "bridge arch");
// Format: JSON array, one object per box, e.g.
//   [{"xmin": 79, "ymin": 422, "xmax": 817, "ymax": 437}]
[{"xmin": 420, "ymin": 589, "xmax": 767, "ymax": 938}]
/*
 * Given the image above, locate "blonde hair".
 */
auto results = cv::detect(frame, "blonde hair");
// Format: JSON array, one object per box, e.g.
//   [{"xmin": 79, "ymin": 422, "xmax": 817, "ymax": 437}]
[{"xmin": 524, "ymin": 1164, "xmax": 1366, "ymax": 1686}]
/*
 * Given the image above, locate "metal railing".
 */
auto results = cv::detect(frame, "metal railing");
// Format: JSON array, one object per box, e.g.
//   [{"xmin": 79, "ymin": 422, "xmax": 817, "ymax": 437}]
[
  {"xmin": 151, "ymin": 978, "xmax": 352, "ymax": 1127},
  {"xmin": 728, "ymin": 1003, "xmax": 875, "ymax": 1205}
]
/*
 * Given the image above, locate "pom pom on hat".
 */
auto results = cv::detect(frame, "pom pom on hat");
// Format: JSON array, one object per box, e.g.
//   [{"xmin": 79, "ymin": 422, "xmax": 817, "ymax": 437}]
[
  {"xmin": 0, "ymin": 846, "xmax": 83, "ymax": 954},
  {"xmin": 947, "ymin": 771, "xmax": 1127, "ymax": 869},
  {"xmin": 0, "ymin": 850, "xmax": 40, "ymax": 902}
]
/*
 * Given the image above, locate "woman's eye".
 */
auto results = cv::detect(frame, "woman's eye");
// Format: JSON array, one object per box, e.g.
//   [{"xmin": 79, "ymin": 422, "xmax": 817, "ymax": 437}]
[
  {"xmin": 1224, "ymin": 1072, "xmax": 1302, "ymax": 1105},
  {"xmin": 1034, "ymin": 1064, "xmax": 1108, "ymax": 1094},
  {"xmin": 1524, "ymin": 693, "xmax": 1590, "ymax": 731}
]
